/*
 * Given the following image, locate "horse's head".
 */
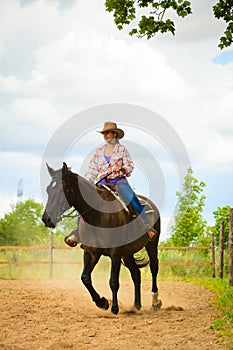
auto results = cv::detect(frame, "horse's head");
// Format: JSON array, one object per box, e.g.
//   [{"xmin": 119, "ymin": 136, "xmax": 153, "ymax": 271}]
[{"xmin": 42, "ymin": 163, "xmax": 71, "ymax": 228}]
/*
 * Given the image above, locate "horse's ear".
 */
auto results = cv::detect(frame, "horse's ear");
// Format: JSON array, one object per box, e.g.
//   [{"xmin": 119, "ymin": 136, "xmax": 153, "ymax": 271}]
[
  {"xmin": 46, "ymin": 163, "xmax": 56, "ymax": 177},
  {"xmin": 62, "ymin": 162, "xmax": 69, "ymax": 175}
]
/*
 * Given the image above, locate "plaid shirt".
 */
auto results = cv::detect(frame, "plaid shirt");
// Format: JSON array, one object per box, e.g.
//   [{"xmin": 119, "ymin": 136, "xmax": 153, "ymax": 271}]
[{"xmin": 86, "ymin": 143, "xmax": 134, "ymax": 183}]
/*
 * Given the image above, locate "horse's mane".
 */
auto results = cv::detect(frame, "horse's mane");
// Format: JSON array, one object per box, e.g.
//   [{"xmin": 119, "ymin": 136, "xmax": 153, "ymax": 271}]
[
  {"xmin": 95, "ymin": 186, "xmax": 117, "ymax": 202},
  {"xmin": 67, "ymin": 169, "xmax": 116, "ymax": 202}
]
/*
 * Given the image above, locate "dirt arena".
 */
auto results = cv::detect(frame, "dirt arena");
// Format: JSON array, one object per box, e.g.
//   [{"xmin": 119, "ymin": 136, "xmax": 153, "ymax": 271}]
[{"xmin": 0, "ymin": 279, "xmax": 229, "ymax": 350}]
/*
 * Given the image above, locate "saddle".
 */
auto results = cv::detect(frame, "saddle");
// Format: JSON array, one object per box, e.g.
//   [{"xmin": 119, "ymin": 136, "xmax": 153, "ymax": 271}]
[{"xmin": 101, "ymin": 184, "xmax": 155, "ymax": 224}]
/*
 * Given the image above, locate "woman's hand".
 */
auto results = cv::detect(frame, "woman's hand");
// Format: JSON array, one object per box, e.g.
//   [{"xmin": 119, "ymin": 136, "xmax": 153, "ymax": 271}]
[{"xmin": 112, "ymin": 165, "xmax": 125, "ymax": 173}]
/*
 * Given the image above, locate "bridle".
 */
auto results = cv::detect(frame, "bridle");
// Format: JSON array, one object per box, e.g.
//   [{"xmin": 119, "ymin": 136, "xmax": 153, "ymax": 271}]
[
  {"xmin": 61, "ymin": 208, "xmax": 77, "ymax": 220},
  {"xmin": 47, "ymin": 173, "xmax": 77, "ymax": 223}
]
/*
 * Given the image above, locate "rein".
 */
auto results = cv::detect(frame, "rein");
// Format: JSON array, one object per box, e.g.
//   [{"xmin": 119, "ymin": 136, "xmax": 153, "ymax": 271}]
[
  {"xmin": 95, "ymin": 171, "xmax": 113, "ymax": 186},
  {"xmin": 61, "ymin": 208, "xmax": 77, "ymax": 219}
]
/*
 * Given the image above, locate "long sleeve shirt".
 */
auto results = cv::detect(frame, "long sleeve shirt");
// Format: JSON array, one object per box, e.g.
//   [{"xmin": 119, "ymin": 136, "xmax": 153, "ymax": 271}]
[{"xmin": 86, "ymin": 143, "xmax": 134, "ymax": 184}]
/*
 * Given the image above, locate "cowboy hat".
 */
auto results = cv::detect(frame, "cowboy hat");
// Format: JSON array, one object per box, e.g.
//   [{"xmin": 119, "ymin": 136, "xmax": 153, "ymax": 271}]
[{"xmin": 97, "ymin": 122, "xmax": 124, "ymax": 139}]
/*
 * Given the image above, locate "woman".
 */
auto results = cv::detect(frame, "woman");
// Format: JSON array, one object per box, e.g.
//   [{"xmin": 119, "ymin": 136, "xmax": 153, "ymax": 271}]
[{"xmin": 65, "ymin": 122, "xmax": 156, "ymax": 247}]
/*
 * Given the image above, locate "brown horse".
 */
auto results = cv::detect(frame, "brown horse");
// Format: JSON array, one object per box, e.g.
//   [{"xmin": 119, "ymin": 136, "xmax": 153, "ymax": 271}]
[{"xmin": 42, "ymin": 162, "xmax": 162, "ymax": 314}]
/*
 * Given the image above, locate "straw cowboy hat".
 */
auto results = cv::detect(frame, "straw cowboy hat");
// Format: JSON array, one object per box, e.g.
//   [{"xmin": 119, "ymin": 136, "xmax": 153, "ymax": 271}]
[{"xmin": 97, "ymin": 122, "xmax": 124, "ymax": 139}]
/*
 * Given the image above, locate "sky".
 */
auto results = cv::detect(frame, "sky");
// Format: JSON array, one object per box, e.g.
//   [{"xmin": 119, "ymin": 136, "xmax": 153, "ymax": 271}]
[{"xmin": 0, "ymin": 0, "xmax": 233, "ymax": 240}]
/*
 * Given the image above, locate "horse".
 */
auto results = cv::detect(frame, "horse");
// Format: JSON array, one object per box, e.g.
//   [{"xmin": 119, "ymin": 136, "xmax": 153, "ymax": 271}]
[{"xmin": 42, "ymin": 162, "xmax": 162, "ymax": 314}]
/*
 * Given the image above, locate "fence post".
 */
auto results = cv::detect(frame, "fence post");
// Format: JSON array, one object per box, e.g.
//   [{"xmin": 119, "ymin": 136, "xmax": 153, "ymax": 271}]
[
  {"xmin": 49, "ymin": 231, "xmax": 53, "ymax": 279},
  {"xmin": 229, "ymin": 209, "xmax": 233, "ymax": 287},
  {"xmin": 211, "ymin": 233, "xmax": 215, "ymax": 278},
  {"xmin": 219, "ymin": 221, "xmax": 224, "ymax": 279}
]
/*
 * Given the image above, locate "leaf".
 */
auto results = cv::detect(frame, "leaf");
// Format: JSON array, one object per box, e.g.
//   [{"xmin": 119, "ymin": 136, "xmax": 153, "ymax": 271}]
[{"xmin": 129, "ymin": 28, "xmax": 138, "ymax": 36}]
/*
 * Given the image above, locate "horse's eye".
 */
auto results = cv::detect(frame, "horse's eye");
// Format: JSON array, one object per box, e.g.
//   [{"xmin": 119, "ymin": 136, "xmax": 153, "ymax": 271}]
[{"xmin": 52, "ymin": 181, "xmax": 57, "ymax": 188}]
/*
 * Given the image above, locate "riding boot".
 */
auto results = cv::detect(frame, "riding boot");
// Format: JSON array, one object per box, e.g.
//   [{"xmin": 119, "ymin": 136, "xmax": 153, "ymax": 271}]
[
  {"xmin": 146, "ymin": 227, "xmax": 158, "ymax": 241},
  {"xmin": 64, "ymin": 228, "xmax": 80, "ymax": 247},
  {"xmin": 131, "ymin": 209, "xmax": 158, "ymax": 242},
  {"xmin": 136, "ymin": 213, "xmax": 159, "ymax": 242}
]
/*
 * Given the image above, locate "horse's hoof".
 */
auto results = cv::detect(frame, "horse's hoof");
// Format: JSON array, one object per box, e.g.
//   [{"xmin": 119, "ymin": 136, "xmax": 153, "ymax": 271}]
[
  {"xmin": 96, "ymin": 297, "xmax": 109, "ymax": 310},
  {"xmin": 152, "ymin": 292, "xmax": 162, "ymax": 310},
  {"xmin": 111, "ymin": 307, "xmax": 119, "ymax": 315},
  {"xmin": 134, "ymin": 303, "xmax": 141, "ymax": 311},
  {"xmin": 152, "ymin": 299, "xmax": 162, "ymax": 310}
]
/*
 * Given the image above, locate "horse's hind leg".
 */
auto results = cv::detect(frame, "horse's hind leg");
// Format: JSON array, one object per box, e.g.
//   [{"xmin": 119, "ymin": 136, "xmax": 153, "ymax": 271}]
[
  {"xmin": 146, "ymin": 242, "xmax": 162, "ymax": 310},
  {"xmin": 123, "ymin": 254, "xmax": 141, "ymax": 310},
  {"xmin": 81, "ymin": 250, "xmax": 109, "ymax": 310}
]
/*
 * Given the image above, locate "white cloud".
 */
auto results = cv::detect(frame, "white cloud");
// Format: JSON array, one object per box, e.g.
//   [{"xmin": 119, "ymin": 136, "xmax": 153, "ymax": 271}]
[
  {"xmin": 148, "ymin": 0, "xmax": 225, "ymax": 52},
  {"xmin": 0, "ymin": 75, "xmax": 24, "ymax": 94},
  {"xmin": 0, "ymin": 1, "xmax": 72, "ymax": 67},
  {"xmin": 202, "ymin": 132, "xmax": 233, "ymax": 167},
  {"xmin": 201, "ymin": 66, "xmax": 233, "ymax": 135},
  {"xmin": 0, "ymin": 194, "xmax": 17, "ymax": 218},
  {"xmin": 12, "ymin": 97, "xmax": 61, "ymax": 128},
  {"xmin": 22, "ymin": 29, "xmax": 191, "ymax": 111},
  {"xmin": 0, "ymin": 106, "xmax": 58, "ymax": 154},
  {"xmin": 174, "ymin": 0, "xmax": 225, "ymax": 43}
]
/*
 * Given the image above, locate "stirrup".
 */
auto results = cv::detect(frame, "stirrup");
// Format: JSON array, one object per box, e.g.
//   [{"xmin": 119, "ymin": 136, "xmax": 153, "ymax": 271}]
[{"xmin": 64, "ymin": 229, "xmax": 79, "ymax": 247}]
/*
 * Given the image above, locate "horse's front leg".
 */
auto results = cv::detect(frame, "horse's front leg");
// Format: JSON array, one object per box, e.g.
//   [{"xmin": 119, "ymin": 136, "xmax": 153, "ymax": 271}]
[
  {"xmin": 109, "ymin": 255, "xmax": 122, "ymax": 314},
  {"xmin": 81, "ymin": 250, "xmax": 109, "ymax": 310}
]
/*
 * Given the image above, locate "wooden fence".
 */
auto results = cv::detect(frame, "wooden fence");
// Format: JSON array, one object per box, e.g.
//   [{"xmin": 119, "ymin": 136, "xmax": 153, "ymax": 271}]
[
  {"xmin": 1, "ymin": 208, "xmax": 233, "ymax": 284},
  {"xmin": 0, "ymin": 235, "xmax": 213, "ymax": 279}
]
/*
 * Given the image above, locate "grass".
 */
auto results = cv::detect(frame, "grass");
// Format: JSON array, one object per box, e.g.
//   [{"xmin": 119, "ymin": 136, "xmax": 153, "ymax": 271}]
[{"xmin": 192, "ymin": 277, "xmax": 233, "ymax": 347}]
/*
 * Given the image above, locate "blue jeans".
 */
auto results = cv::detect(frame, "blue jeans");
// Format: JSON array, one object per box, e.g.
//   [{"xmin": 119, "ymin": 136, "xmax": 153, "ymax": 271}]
[{"xmin": 116, "ymin": 182, "xmax": 149, "ymax": 226}]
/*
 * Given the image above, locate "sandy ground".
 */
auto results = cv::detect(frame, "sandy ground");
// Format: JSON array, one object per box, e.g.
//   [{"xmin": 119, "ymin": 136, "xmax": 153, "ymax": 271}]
[{"xmin": 0, "ymin": 279, "xmax": 229, "ymax": 350}]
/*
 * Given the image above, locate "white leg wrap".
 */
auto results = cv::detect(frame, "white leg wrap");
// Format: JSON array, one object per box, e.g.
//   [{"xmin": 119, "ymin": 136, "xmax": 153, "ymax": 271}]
[{"xmin": 151, "ymin": 292, "xmax": 162, "ymax": 310}]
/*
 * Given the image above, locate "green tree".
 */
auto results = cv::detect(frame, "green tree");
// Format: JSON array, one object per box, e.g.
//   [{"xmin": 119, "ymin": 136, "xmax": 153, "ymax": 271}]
[
  {"xmin": 168, "ymin": 167, "xmax": 210, "ymax": 246},
  {"xmin": 0, "ymin": 199, "xmax": 49, "ymax": 246},
  {"xmin": 213, "ymin": 0, "xmax": 233, "ymax": 49},
  {"xmin": 105, "ymin": 0, "xmax": 233, "ymax": 49},
  {"xmin": 213, "ymin": 205, "xmax": 230, "ymax": 247}
]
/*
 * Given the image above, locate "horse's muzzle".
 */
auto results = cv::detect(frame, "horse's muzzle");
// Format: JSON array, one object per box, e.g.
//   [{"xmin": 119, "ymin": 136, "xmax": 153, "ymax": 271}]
[{"xmin": 42, "ymin": 211, "xmax": 56, "ymax": 228}]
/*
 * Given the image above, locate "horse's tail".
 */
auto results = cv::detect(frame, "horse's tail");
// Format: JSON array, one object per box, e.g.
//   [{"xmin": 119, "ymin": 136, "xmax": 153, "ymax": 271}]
[
  {"xmin": 134, "ymin": 247, "xmax": 150, "ymax": 268},
  {"xmin": 121, "ymin": 247, "xmax": 150, "ymax": 268}
]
